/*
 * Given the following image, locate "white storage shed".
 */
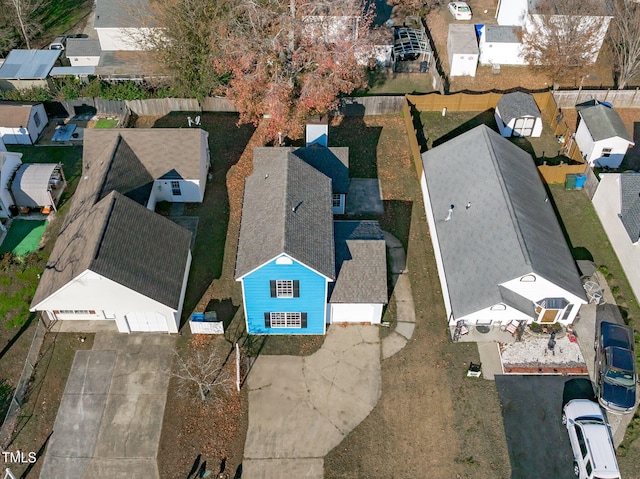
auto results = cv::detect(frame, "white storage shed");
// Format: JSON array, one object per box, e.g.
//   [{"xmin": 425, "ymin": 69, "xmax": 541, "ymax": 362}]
[
  {"xmin": 447, "ymin": 24, "xmax": 479, "ymax": 77},
  {"xmin": 495, "ymin": 92, "xmax": 543, "ymax": 138}
]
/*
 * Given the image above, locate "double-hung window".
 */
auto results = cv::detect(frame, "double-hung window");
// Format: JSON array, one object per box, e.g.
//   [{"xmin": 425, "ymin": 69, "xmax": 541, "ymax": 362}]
[
  {"xmin": 265, "ymin": 312, "xmax": 307, "ymax": 328},
  {"xmin": 270, "ymin": 280, "xmax": 299, "ymax": 298},
  {"xmin": 171, "ymin": 181, "xmax": 182, "ymax": 196}
]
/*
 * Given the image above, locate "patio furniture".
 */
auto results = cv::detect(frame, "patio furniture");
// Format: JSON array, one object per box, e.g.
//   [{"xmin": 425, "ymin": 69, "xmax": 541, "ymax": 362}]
[{"xmin": 506, "ymin": 321, "xmax": 518, "ymax": 335}]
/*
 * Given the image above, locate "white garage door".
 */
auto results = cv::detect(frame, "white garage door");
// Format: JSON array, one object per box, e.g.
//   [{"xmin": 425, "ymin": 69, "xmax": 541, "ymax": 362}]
[
  {"xmin": 331, "ymin": 304, "xmax": 375, "ymax": 324},
  {"xmin": 125, "ymin": 312, "xmax": 168, "ymax": 332}
]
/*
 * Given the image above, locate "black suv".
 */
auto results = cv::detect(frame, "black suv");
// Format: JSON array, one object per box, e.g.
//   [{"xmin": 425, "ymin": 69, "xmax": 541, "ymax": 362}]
[{"xmin": 595, "ymin": 320, "xmax": 637, "ymax": 414}]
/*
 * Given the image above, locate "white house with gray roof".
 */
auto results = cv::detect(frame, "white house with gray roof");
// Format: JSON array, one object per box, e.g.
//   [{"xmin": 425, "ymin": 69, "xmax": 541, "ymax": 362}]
[
  {"xmin": 420, "ymin": 125, "xmax": 587, "ymax": 340},
  {"xmin": 575, "ymin": 103, "xmax": 634, "ymax": 168},
  {"xmin": 94, "ymin": 0, "xmax": 158, "ymax": 51},
  {"xmin": 592, "ymin": 173, "xmax": 640, "ymax": 305},
  {"xmin": 495, "ymin": 92, "xmax": 543, "ymax": 138},
  {"xmin": 478, "ymin": 25, "xmax": 525, "ymax": 66},
  {"xmin": 30, "ymin": 128, "xmax": 210, "ymax": 333}
]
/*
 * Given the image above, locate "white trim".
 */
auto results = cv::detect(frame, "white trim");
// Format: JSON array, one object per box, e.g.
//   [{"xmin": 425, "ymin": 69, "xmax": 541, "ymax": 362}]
[{"xmin": 235, "ymin": 252, "xmax": 334, "ymax": 282}]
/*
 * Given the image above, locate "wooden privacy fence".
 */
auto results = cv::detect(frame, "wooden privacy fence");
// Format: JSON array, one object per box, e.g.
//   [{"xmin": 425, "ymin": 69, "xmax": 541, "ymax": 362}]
[
  {"xmin": 403, "ymin": 91, "xmax": 587, "ymax": 184},
  {"xmin": 553, "ymin": 89, "xmax": 640, "ymax": 109}
]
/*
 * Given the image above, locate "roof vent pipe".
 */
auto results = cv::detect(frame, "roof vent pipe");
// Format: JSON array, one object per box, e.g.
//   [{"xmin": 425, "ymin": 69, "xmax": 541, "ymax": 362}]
[{"xmin": 445, "ymin": 204, "xmax": 454, "ymax": 222}]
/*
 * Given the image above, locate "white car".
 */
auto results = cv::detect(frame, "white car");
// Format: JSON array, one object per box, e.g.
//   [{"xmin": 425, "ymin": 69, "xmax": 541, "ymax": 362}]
[
  {"xmin": 448, "ymin": 2, "xmax": 473, "ymax": 21},
  {"xmin": 562, "ymin": 399, "xmax": 620, "ymax": 479}
]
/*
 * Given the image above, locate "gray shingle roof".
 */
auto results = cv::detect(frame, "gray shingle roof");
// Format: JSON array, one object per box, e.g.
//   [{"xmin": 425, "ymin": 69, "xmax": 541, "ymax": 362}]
[
  {"xmin": 497, "ymin": 92, "xmax": 541, "ymax": 124},
  {"xmin": 579, "ymin": 104, "xmax": 633, "ymax": 143},
  {"xmin": 65, "ymin": 38, "xmax": 101, "ymax": 57},
  {"xmin": 291, "ymin": 145, "xmax": 350, "ymax": 194},
  {"xmin": 235, "ymin": 149, "xmax": 335, "ymax": 280},
  {"xmin": 485, "ymin": 25, "xmax": 521, "ymax": 44},
  {"xmin": 84, "ymin": 128, "xmax": 206, "ymax": 181},
  {"xmin": 0, "ymin": 50, "xmax": 60, "ymax": 79},
  {"xmin": 620, "ymin": 173, "xmax": 640, "ymax": 243},
  {"xmin": 330, "ymin": 221, "xmax": 387, "ymax": 304},
  {"xmin": 252, "ymin": 146, "xmax": 350, "ymax": 194},
  {"xmin": 94, "ymin": 0, "xmax": 157, "ymax": 28},
  {"xmin": 90, "ymin": 191, "xmax": 192, "ymax": 307},
  {"xmin": 421, "ymin": 125, "xmax": 586, "ymax": 318},
  {"xmin": 31, "ymin": 128, "xmax": 201, "ymax": 309}
]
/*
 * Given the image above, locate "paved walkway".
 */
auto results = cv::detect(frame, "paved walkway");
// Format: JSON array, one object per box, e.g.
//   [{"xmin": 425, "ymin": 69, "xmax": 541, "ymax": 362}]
[
  {"xmin": 40, "ymin": 333, "xmax": 174, "ymax": 479},
  {"xmin": 243, "ymin": 232, "xmax": 416, "ymax": 478}
]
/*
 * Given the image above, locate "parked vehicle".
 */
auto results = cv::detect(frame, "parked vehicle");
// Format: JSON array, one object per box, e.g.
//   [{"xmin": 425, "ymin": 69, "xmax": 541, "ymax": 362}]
[
  {"xmin": 595, "ymin": 320, "xmax": 637, "ymax": 414},
  {"xmin": 448, "ymin": 2, "xmax": 473, "ymax": 21},
  {"xmin": 562, "ymin": 399, "xmax": 620, "ymax": 479},
  {"xmin": 49, "ymin": 36, "xmax": 66, "ymax": 50}
]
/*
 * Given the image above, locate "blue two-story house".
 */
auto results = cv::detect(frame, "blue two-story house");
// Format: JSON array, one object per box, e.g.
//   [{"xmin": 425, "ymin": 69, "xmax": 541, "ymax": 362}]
[{"xmin": 235, "ymin": 150, "xmax": 336, "ymax": 334}]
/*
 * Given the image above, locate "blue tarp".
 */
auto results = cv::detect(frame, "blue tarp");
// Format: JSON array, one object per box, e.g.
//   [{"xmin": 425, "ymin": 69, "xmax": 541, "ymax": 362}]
[{"xmin": 52, "ymin": 124, "xmax": 77, "ymax": 142}]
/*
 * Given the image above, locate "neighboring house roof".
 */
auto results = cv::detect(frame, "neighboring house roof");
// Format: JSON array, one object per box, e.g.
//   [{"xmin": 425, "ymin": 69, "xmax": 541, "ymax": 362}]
[
  {"xmin": 49, "ymin": 66, "xmax": 97, "ymax": 76},
  {"xmin": 84, "ymin": 128, "xmax": 205, "ymax": 183},
  {"xmin": 11, "ymin": 163, "xmax": 57, "ymax": 207},
  {"xmin": 65, "ymin": 38, "xmax": 102, "ymax": 57},
  {"xmin": 0, "ymin": 102, "xmax": 39, "ymax": 127},
  {"xmin": 251, "ymin": 146, "xmax": 350, "ymax": 194},
  {"xmin": 330, "ymin": 221, "xmax": 387, "ymax": 304},
  {"xmin": 578, "ymin": 104, "xmax": 633, "ymax": 143},
  {"xmin": 0, "ymin": 50, "xmax": 60, "ymax": 79},
  {"xmin": 620, "ymin": 173, "xmax": 640, "ymax": 243},
  {"xmin": 96, "ymin": 51, "xmax": 161, "ymax": 76},
  {"xmin": 528, "ymin": 0, "xmax": 612, "ymax": 16},
  {"xmin": 484, "ymin": 25, "xmax": 521, "ymax": 43},
  {"xmin": 31, "ymin": 191, "xmax": 191, "ymax": 309},
  {"xmin": 94, "ymin": 0, "xmax": 158, "ymax": 28},
  {"xmin": 235, "ymin": 149, "xmax": 335, "ymax": 280},
  {"xmin": 31, "ymin": 128, "xmax": 203, "ymax": 310},
  {"xmin": 497, "ymin": 92, "xmax": 541, "ymax": 124},
  {"xmin": 421, "ymin": 125, "xmax": 585, "ymax": 318}
]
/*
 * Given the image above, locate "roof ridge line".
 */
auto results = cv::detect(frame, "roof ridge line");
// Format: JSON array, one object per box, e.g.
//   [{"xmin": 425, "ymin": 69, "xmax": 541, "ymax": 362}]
[{"xmin": 484, "ymin": 127, "xmax": 533, "ymax": 267}]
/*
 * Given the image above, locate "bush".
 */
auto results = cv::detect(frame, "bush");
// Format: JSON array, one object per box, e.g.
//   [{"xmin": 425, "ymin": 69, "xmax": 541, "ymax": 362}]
[{"xmin": 530, "ymin": 322, "xmax": 543, "ymax": 333}]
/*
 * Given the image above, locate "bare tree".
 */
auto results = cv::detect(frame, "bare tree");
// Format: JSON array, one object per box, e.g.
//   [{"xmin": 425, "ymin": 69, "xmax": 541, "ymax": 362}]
[
  {"xmin": 168, "ymin": 348, "xmax": 234, "ymax": 404},
  {"xmin": 610, "ymin": 0, "xmax": 640, "ymax": 89},
  {"xmin": 520, "ymin": 0, "xmax": 610, "ymax": 84},
  {"xmin": 3, "ymin": 0, "xmax": 44, "ymax": 49},
  {"xmin": 149, "ymin": 0, "xmax": 374, "ymax": 141}
]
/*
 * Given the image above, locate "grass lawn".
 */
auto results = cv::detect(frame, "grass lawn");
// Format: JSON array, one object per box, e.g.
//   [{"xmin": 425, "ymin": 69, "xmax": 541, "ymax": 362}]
[
  {"xmin": 94, "ymin": 118, "xmax": 119, "ymax": 129},
  {"xmin": 366, "ymin": 70, "xmax": 437, "ymax": 95},
  {"xmin": 324, "ymin": 115, "xmax": 510, "ymax": 478},
  {"xmin": 0, "ymin": 220, "xmax": 46, "ymax": 256}
]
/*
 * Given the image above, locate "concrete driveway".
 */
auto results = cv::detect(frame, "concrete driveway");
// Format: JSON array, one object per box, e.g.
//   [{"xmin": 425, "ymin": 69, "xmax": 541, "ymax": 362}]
[
  {"xmin": 243, "ymin": 325, "xmax": 381, "ymax": 478},
  {"xmin": 40, "ymin": 333, "xmax": 174, "ymax": 479},
  {"xmin": 496, "ymin": 375, "xmax": 591, "ymax": 479}
]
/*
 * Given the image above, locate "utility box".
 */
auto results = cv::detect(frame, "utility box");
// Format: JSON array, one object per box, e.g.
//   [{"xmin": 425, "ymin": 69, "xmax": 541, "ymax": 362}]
[{"xmin": 447, "ymin": 24, "xmax": 479, "ymax": 77}]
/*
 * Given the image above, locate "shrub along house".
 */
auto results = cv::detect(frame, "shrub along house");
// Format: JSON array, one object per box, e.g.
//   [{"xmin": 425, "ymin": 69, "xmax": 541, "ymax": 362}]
[
  {"xmin": 235, "ymin": 146, "xmax": 386, "ymax": 335},
  {"xmin": 30, "ymin": 128, "xmax": 210, "ymax": 333},
  {"xmin": 420, "ymin": 125, "xmax": 587, "ymax": 341}
]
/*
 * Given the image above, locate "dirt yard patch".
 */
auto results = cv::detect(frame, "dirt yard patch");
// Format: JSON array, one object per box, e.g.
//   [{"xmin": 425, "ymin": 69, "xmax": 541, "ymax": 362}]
[
  {"xmin": 324, "ymin": 115, "xmax": 510, "ymax": 478},
  {"xmin": 424, "ymin": 3, "xmax": 615, "ymax": 92}
]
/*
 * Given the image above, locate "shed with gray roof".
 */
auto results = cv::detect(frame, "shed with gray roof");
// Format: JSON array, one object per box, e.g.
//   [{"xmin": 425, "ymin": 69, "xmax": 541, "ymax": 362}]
[
  {"xmin": 575, "ymin": 103, "xmax": 634, "ymax": 168},
  {"xmin": 495, "ymin": 92, "xmax": 543, "ymax": 138},
  {"xmin": 420, "ymin": 125, "xmax": 587, "ymax": 338}
]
